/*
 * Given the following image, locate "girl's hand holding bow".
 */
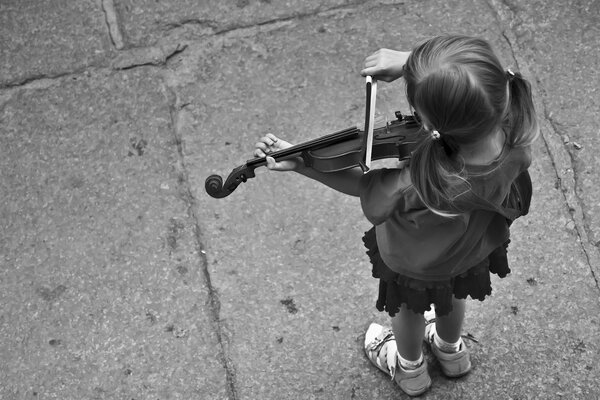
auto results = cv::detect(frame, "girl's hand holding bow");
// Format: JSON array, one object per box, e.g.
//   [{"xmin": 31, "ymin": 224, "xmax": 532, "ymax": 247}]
[{"xmin": 360, "ymin": 49, "xmax": 411, "ymax": 82}]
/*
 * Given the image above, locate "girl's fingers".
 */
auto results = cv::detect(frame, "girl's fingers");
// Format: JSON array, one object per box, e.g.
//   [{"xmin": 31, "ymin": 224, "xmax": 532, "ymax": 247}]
[
  {"xmin": 256, "ymin": 138, "xmax": 277, "ymax": 149},
  {"xmin": 254, "ymin": 134, "xmax": 278, "ymax": 153},
  {"xmin": 255, "ymin": 134, "xmax": 291, "ymax": 162},
  {"xmin": 255, "ymin": 138, "xmax": 277, "ymax": 158},
  {"xmin": 361, "ymin": 67, "xmax": 376, "ymax": 76},
  {"xmin": 363, "ymin": 57, "xmax": 378, "ymax": 68},
  {"xmin": 265, "ymin": 156, "xmax": 277, "ymax": 169},
  {"xmin": 254, "ymin": 142, "xmax": 267, "ymax": 155},
  {"xmin": 364, "ymin": 49, "xmax": 385, "ymax": 66},
  {"xmin": 363, "ymin": 60, "xmax": 374, "ymax": 68},
  {"xmin": 258, "ymin": 133, "xmax": 279, "ymax": 149}
]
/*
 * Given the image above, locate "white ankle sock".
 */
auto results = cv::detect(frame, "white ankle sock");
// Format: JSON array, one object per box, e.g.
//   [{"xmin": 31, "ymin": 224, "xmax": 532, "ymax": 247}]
[
  {"xmin": 433, "ymin": 331, "xmax": 462, "ymax": 353},
  {"xmin": 397, "ymin": 352, "xmax": 424, "ymax": 370}
]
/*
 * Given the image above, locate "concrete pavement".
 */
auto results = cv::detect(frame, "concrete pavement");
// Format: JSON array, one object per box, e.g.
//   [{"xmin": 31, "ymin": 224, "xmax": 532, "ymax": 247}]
[{"xmin": 1, "ymin": 0, "xmax": 599, "ymax": 399}]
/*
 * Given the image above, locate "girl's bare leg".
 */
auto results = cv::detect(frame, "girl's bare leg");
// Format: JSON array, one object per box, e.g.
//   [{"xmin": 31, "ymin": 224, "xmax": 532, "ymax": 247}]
[
  {"xmin": 435, "ymin": 297, "xmax": 466, "ymax": 343},
  {"xmin": 391, "ymin": 304, "xmax": 425, "ymax": 361}
]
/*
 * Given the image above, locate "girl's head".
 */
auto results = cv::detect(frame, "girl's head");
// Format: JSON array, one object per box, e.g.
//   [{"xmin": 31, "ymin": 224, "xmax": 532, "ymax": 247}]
[{"xmin": 403, "ymin": 35, "xmax": 539, "ymax": 214}]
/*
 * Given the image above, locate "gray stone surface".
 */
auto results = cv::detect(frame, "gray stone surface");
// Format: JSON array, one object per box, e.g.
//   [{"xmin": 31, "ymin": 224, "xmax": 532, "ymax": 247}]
[
  {"xmin": 0, "ymin": 0, "xmax": 113, "ymax": 86},
  {"xmin": 1, "ymin": 0, "xmax": 599, "ymax": 399},
  {"xmin": 493, "ymin": 0, "xmax": 600, "ymax": 277},
  {"xmin": 0, "ymin": 69, "xmax": 227, "ymax": 398},
  {"xmin": 113, "ymin": 0, "xmax": 353, "ymax": 48}
]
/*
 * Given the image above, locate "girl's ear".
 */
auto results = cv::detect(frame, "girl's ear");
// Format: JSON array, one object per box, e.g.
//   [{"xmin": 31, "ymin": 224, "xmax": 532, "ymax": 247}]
[{"xmin": 411, "ymin": 107, "xmax": 428, "ymax": 129}]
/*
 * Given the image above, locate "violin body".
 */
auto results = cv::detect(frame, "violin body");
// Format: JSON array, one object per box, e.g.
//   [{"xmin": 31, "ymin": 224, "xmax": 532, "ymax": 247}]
[
  {"xmin": 205, "ymin": 112, "xmax": 424, "ymax": 198},
  {"xmin": 305, "ymin": 113, "xmax": 423, "ymax": 172}
]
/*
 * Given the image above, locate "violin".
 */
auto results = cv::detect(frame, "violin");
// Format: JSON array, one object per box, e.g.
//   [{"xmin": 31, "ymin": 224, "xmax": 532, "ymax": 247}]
[{"xmin": 205, "ymin": 111, "xmax": 425, "ymax": 198}]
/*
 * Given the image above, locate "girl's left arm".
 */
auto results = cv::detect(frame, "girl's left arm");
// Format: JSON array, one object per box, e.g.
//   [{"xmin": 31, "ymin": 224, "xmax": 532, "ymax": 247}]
[
  {"xmin": 295, "ymin": 164, "xmax": 362, "ymax": 197},
  {"xmin": 360, "ymin": 167, "xmax": 412, "ymax": 225},
  {"xmin": 254, "ymin": 133, "xmax": 362, "ymax": 197}
]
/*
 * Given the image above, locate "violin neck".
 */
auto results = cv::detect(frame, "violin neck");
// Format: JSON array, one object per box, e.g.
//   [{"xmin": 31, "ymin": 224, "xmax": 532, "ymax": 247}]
[{"xmin": 247, "ymin": 126, "xmax": 360, "ymax": 167}]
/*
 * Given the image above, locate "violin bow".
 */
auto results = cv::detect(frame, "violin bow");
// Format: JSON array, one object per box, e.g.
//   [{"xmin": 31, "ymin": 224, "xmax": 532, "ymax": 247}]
[{"xmin": 360, "ymin": 76, "xmax": 377, "ymax": 172}]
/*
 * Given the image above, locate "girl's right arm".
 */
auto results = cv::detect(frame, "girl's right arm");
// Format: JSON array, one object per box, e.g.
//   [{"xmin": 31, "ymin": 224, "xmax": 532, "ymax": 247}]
[
  {"xmin": 360, "ymin": 49, "xmax": 411, "ymax": 82},
  {"xmin": 254, "ymin": 133, "xmax": 363, "ymax": 197}
]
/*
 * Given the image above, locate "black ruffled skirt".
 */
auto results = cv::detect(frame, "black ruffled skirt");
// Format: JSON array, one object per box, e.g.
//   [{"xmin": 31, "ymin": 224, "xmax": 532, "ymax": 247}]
[{"xmin": 363, "ymin": 227, "xmax": 511, "ymax": 317}]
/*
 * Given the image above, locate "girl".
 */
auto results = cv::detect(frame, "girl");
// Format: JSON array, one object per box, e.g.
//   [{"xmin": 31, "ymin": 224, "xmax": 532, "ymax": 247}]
[{"xmin": 254, "ymin": 35, "xmax": 538, "ymax": 396}]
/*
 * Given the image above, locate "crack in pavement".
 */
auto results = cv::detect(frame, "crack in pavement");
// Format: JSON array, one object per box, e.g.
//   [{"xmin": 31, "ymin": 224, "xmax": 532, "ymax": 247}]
[
  {"xmin": 162, "ymin": 84, "xmax": 239, "ymax": 400},
  {"xmin": 0, "ymin": 1, "xmax": 361, "ymax": 88},
  {"xmin": 161, "ymin": 0, "xmax": 367, "ymax": 38},
  {"xmin": 101, "ymin": 0, "xmax": 124, "ymax": 50},
  {"xmin": 0, "ymin": 67, "xmax": 97, "ymax": 90},
  {"xmin": 2, "ymin": 0, "xmax": 410, "ymax": 89},
  {"xmin": 111, "ymin": 43, "xmax": 188, "ymax": 70},
  {"xmin": 541, "ymin": 104, "xmax": 600, "ymax": 288},
  {"xmin": 488, "ymin": 0, "xmax": 600, "ymax": 290}
]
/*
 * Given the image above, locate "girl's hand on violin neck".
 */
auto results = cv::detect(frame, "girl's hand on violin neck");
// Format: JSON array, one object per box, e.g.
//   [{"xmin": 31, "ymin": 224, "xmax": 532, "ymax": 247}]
[
  {"xmin": 361, "ymin": 49, "xmax": 410, "ymax": 82},
  {"xmin": 254, "ymin": 133, "xmax": 301, "ymax": 171}
]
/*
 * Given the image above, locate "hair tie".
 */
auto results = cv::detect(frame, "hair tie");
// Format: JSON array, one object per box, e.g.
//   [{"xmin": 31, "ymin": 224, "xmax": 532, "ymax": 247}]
[
  {"xmin": 431, "ymin": 130, "xmax": 441, "ymax": 140},
  {"xmin": 506, "ymin": 68, "xmax": 516, "ymax": 81}
]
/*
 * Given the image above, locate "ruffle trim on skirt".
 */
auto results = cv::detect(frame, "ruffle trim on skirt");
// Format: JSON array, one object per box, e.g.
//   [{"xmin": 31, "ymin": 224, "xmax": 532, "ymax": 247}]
[{"xmin": 362, "ymin": 227, "xmax": 511, "ymax": 317}]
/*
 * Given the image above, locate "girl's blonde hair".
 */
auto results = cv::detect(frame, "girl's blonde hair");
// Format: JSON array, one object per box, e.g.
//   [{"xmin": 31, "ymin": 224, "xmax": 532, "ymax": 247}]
[{"xmin": 403, "ymin": 35, "xmax": 539, "ymax": 215}]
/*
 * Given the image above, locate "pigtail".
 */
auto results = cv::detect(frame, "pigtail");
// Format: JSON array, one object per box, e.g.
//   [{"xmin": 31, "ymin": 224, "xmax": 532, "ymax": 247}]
[
  {"xmin": 410, "ymin": 136, "xmax": 469, "ymax": 216},
  {"xmin": 504, "ymin": 71, "xmax": 540, "ymax": 147}
]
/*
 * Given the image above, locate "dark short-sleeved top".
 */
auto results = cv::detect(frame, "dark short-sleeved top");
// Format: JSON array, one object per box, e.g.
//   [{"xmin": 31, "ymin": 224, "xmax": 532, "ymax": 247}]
[{"xmin": 358, "ymin": 144, "xmax": 532, "ymax": 281}]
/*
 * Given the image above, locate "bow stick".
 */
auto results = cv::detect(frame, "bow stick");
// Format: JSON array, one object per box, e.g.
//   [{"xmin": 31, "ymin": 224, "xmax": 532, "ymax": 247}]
[{"xmin": 359, "ymin": 76, "xmax": 377, "ymax": 172}]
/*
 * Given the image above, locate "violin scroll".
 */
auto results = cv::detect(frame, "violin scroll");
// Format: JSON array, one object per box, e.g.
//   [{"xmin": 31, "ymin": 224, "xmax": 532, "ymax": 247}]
[
  {"xmin": 205, "ymin": 174, "xmax": 226, "ymax": 198},
  {"xmin": 205, "ymin": 165, "xmax": 256, "ymax": 198}
]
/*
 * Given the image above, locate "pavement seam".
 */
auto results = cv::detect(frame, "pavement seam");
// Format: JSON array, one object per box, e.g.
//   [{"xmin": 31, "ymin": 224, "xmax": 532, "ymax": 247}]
[
  {"xmin": 163, "ymin": 85, "xmax": 239, "ymax": 399},
  {"xmin": 153, "ymin": 0, "xmax": 409, "ymax": 49},
  {"xmin": 0, "ymin": 1, "xmax": 401, "ymax": 89},
  {"xmin": 0, "ymin": 68, "xmax": 97, "ymax": 90},
  {"xmin": 540, "ymin": 105, "xmax": 600, "ymax": 288},
  {"xmin": 111, "ymin": 43, "xmax": 188, "ymax": 71},
  {"xmin": 100, "ymin": 0, "xmax": 125, "ymax": 50},
  {"xmin": 163, "ymin": 0, "xmax": 377, "ymax": 39},
  {"xmin": 488, "ymin": 0, "xmax": 600, "ymax": 291}
]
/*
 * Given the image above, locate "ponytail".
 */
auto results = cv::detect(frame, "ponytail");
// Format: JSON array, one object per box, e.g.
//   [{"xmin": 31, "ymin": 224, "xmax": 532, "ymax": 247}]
[
  {"xmin": 410, "ymin": 136, "xmax": 470, "ymax": 216},
  {"xmin": 504, "ymin": 71, "xmax": 540, "ymax": 147}
]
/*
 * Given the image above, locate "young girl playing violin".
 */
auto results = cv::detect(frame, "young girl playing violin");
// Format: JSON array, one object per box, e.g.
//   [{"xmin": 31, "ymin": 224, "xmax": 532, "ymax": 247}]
[{"xmin": 254, "ymin": 35, "xmax": 538, "ymax": 396}]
